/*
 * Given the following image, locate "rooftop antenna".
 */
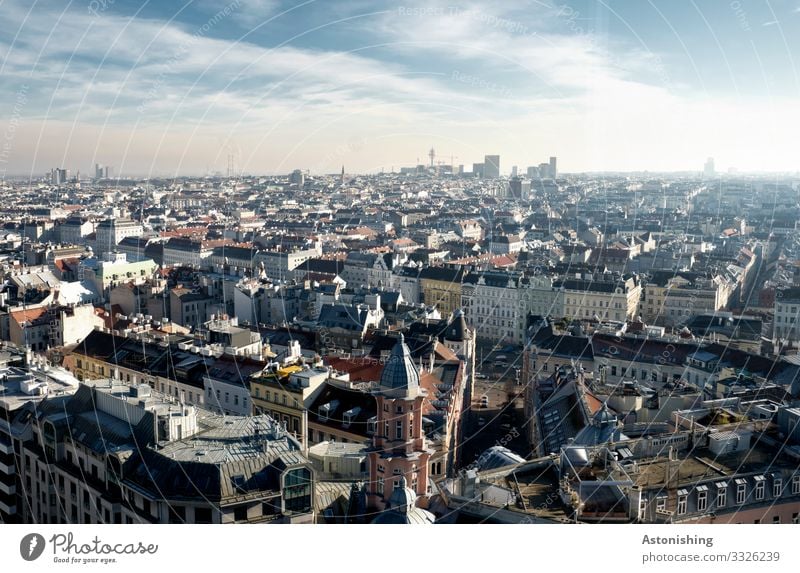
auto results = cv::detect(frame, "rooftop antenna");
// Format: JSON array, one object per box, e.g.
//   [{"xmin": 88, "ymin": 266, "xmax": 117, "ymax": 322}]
[{"xmin": 428, "ymin": 147, "xmax": 435, "ymax": 168}]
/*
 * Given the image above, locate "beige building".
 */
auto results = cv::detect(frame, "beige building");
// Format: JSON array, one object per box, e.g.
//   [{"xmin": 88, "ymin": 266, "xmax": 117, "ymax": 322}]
[
  {"xmin": 640, "ymin": 270, "xmax": 733, "ymax": 327},
  {"xmin": 557, "ymin": 273, "xmax": 641, "ymax": 322}
]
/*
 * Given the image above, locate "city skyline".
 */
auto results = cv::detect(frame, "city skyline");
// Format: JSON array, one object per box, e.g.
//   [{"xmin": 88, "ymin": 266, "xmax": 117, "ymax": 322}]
[{"xmin": 1, "ymin": 0, "xmax": 799, "ymax": 176}]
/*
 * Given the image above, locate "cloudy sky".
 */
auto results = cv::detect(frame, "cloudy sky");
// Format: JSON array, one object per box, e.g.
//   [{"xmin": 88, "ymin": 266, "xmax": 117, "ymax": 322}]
[{"xmin": 0, "ymin": 0, "xmax": 798, "ymax": 177}]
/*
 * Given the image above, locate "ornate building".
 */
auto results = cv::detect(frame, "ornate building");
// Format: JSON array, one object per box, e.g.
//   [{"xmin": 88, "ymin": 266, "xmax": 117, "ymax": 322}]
[{"xmin": 367, "ymin": 335, "xmax": 433, "ymax": 510}]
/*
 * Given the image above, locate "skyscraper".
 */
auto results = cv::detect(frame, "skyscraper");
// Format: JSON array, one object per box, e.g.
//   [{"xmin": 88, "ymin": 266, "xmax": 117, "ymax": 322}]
[
  {"xmin": 538, "ymin": 162, "xmax": 549, "ymax": 178},
  {"xmin": 509, "ymin": 176, "xmax": 531, "ymax": 200},
  {"xmin": 704, "ymin": 157, "xmax": 715, "ymax": 179},
  {"xmin": 290, "ymin": 169, "xmax": 305, "ymax": 186},
  {"xmin": 484, "ymin": 155, "xmax": 500, "ymax": 178},
  {"xmin": 50, "ymin": 168, "xmax": 67, "ymax": 185},
  {"xmin": 549, "ymin": 156, "xmax": 557, "ymax": 179}
]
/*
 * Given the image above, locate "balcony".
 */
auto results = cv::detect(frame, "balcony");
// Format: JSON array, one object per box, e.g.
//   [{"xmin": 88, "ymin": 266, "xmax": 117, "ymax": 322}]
[
  {"xmin": 0, "ymin": 461, "xmax": 14, "ymax": 475},
  {"xmin": 0, "ymin": 440, "xmax": 12, "ymax": 455},
  {"xmin": 0, "ymin": 499, "xmax": 16, "ymax": 514},
  {"xmin": 0, "ymin": 480, "xmax": 15, "ymax": 495}
]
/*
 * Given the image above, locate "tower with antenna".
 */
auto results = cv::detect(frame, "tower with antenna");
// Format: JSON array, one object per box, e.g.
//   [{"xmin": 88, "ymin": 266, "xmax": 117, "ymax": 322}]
[{"xmin": 428, "ymin": 147, "xmax": 435, "ymax": 168}]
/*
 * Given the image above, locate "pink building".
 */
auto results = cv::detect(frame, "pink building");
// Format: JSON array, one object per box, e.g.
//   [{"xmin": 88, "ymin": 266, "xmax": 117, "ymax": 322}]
[{"xmin": 367, "ymin": 335, "xmax": 433, "ymax": 510}]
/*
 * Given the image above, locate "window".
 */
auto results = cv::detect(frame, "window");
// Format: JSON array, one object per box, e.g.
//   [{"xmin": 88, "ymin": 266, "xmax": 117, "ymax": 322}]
[
  {"xmin": 697, "ymin": 490, "xmax": 707, "ymax": 512},
  {"xmin": 793, "ymin": 513, "xmax": 799, "ymax": 524},
  {"xmin": 677, "ymin": 494, "xmax": 687, "ymax": 515},
  {"xmin": 194, "ymin": 507, "xmax": 213, "ymax": 524},
  {"xmin": 716, "ymin": 486, "xmax": 727, "ymax": 508},
  {"xmin": 395, "ymin": 420, "xmax": 403, "ymax": 440},
  {"xmin": 792, "ymin": 475, "xmax": 800, "ymax": 495},
  {"xmin": 736, "ymin": 483, "xmax": 747, "ymax": 504},
  {"xmin": 168, "ymin": 505, "xmax": 186, "ymax": 524},
  {"xmin": 755, "ymin": 479, "xmax": 765, "ymax": 501},
  {"xmin": 774, "ymin": 479, "xmax": 783, "ymax": 497},
  {"xmin": 283, "ymin": 468, "xmax": 312, "ymax": 513},
  {"xmin": 234, "ymin": 395, "xmax": 239, "ymax": 406},
  {"xmin": 233, "ymin": 506, "xmax": 247, "ymax": 521},
  {"xmin": 773, "ymin": 516, "xmax": 781, "ymax": 524},
  {"xmin": 656, "ymin": 497, "xmax": 666, "ymax": 513},
  {"xmin": 377, "ymin": 479, "xmax": 384, "ymax": 495}
]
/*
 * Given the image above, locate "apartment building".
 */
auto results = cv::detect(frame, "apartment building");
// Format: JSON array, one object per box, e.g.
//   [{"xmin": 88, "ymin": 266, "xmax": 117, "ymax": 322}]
[
  {"xmin": 11, "ymin": 378, "xmax": 314, "ymax": 524},
  {"xmin": 558, "ymin": 273, "xmax": 642, "ymax": 322}
]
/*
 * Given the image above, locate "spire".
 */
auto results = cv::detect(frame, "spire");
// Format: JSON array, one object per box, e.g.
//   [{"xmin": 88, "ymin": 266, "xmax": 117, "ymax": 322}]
[
  {"xmin": 445, "ymin": 308, "xmax": 469, "ymax": 342},
  {"xmin": 379, "ymin": 334, "xmax": 420, "ymax": 395}
]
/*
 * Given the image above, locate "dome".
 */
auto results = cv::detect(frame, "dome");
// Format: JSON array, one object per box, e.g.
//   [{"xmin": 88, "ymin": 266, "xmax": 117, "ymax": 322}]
[
  {"xmin": 388, "ymin": 481, "xmax": 417, "ymax": 512},
  {"xmin": 372, "ymin": 476, "xmax": 435, "ymax": 524},
  {"xmin": 592, "ymin": 402, "xmax": 617, "ymax": 427},
  {"xmin": 379, "ymin": 334, "xmax": 420, "ymax": 395}
]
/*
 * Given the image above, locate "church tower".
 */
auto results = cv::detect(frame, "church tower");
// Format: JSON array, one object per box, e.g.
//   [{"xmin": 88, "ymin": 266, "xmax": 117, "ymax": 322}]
[{"xmin": 367, "ymin": 334, "xmax": 432, "ymax": 510}]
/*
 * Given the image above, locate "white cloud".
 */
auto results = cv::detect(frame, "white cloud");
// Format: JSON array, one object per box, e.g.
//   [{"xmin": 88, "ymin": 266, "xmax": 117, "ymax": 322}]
[{"xmin": 0, "ymin": 0, "xmax": 797, "ymax": 174}]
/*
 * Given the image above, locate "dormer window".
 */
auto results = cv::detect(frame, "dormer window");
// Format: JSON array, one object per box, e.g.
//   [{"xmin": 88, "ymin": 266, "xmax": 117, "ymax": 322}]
[
  {"xmin": 318, "ymin": 400, "xmax": 339, "ymax": 422},
  {"xmin": 343, "ymin": 407, "xmax": 361, "ymax": 429},
  {"xmin": 367, "ymin": 416, "xmax": 377, "ymax": 435}
]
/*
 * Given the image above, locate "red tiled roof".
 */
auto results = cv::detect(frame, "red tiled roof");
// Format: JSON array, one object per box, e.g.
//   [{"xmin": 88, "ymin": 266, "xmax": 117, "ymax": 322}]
[
  {"xmin": 324, "ymin": 357, "xmax": 383, "ymax": 382},
  {"xmin": 10, "ymin": 306, "xmax": 48, "ymax": 325}
]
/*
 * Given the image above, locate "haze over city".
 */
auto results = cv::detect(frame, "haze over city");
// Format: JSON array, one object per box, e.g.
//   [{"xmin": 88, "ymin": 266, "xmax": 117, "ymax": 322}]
[{"xmin": 2, "ymin": 0, "xmax": 800, "ymax": 176}]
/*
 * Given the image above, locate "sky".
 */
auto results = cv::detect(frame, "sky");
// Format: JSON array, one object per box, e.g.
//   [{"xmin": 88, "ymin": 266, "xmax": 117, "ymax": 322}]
[{"xmin": 0, "ymin": 0, "xmax": 799, "ymax": 177}]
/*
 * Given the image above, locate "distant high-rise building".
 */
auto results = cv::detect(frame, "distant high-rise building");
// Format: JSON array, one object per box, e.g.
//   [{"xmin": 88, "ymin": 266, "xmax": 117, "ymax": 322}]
[
  {"xmin": 94, "ymin": 164, "xmax": 111, "ymax": 179},
  {"xmin": 484, "ymin": 155, "xmax": 500, "ymax": 178},
  {"xmin": 509, "ymin": 176, "xmax": 531, "ymax": 200},
  {"xmin": 472, "ymin": 163, "xmax": 485, "ymax": 178},
  {"xmin": 538, "ymin": 162, "xmax": 549, "ymax": 179},
  {"xmin": 50, "ymin": 168, "xmax": 68, "ymax": 185},
  {"xmin": 704, "ymin": 157, "xmax": 715, "ymax": 179},
  {"xmin": 290, "ymin": 169, "xmax": 305, "ymax": 186},
  {"xmin": 526, "ymin": 165, "xmax": 538, "ymax": 178},
  {"xmin": 511, "ymin": 165, "xmax": 518, "ymax": 177},
  {"xmin": 549, "ymin": 156, "xmax": 557, "ymax": 179}
]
